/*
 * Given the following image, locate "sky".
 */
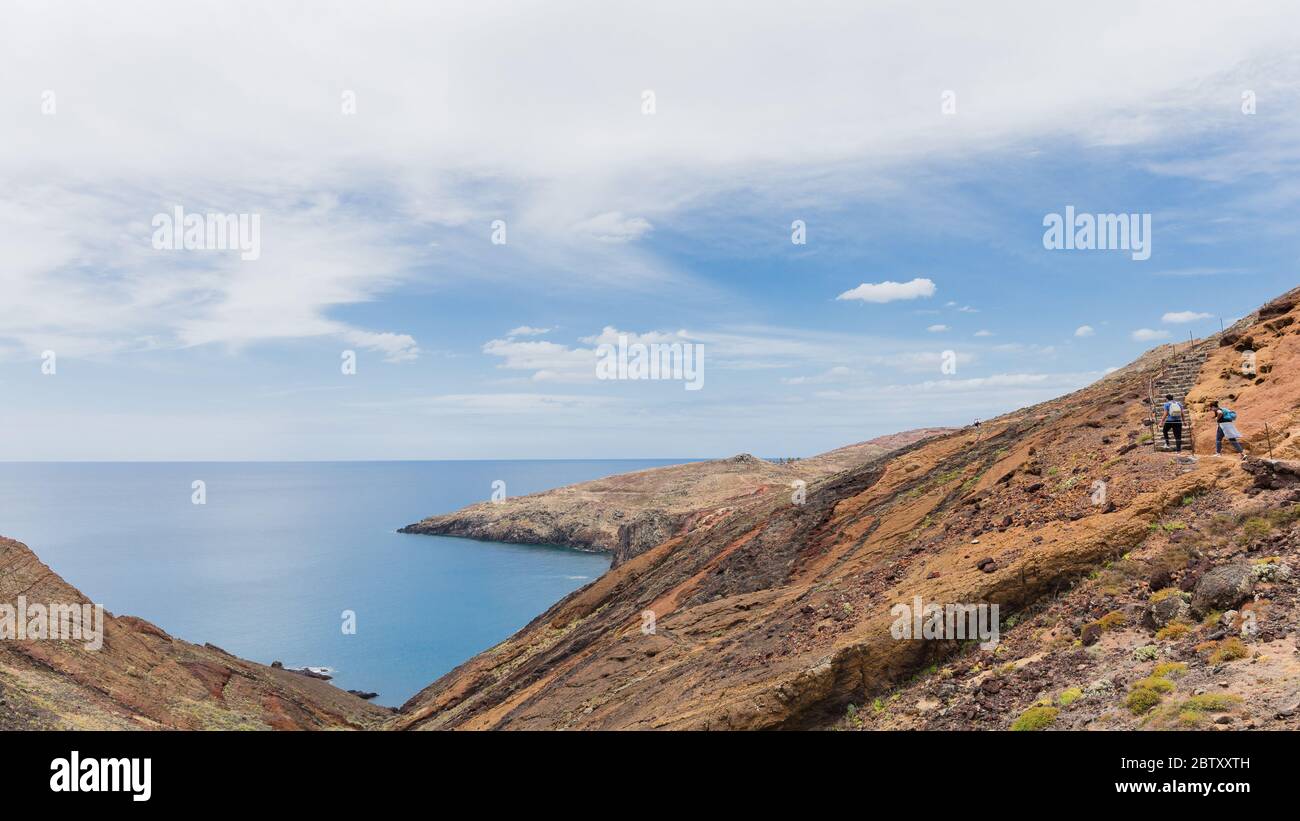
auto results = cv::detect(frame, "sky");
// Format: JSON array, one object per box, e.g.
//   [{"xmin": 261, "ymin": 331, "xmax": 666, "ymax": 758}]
[{"xmin": 1, "ymin": 1, "xmax": 1299, "ymax": 460}]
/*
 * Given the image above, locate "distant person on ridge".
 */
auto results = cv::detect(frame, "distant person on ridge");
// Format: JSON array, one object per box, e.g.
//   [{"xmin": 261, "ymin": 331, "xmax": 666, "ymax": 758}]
[
  {"xmin": 1160, "ymin": 394, "xmax": 1183, "ymax": 452},
  {"xmin": 1209, "ymin": 400, "xmax": 1246, "ymax": 459}
]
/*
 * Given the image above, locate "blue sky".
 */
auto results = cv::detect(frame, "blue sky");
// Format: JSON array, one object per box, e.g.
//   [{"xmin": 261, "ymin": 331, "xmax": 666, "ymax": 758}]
[{"xmin": 2, "ymin": 2, "xmax": 1298, "ymax": 460}]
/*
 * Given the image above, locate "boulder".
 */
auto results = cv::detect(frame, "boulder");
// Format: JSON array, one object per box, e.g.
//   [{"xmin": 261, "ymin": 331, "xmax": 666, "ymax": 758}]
[
  {"xmin": 1144, "ymin": 592, "xmax": 1190, "ymax": 629},
  {"xmin": 1191, "ymin": 564, "xmax": 1255, "ymax": 615}
]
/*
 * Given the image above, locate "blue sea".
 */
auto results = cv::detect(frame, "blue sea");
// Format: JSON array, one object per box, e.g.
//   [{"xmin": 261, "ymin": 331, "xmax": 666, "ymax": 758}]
[{"xmin": 0, "ymin": 460, "xmax": 682, "ymax": 707}]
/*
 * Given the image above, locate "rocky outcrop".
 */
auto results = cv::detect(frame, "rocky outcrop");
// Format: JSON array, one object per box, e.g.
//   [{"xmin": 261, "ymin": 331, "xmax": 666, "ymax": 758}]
[{"xmin": 399, "ymin": 429, "xmax": 950, "ymax": 564}]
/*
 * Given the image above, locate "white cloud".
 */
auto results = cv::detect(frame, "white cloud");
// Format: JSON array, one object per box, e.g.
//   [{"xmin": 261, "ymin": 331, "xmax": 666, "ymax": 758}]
[
  {"xmin": 974, "ymin": 330, "xmax": 993, "ymax": 337},
  {"xmin": 482, "ymin": 337, "xmax": 599, "ymax": 383},
  {"xmin": 1161, "ymin": 310, "xmax": 1213, "ymax": 323},
  {"xmin": 927, "ymin": 324, "xmax": 949, "ymax": 332},
  {"xmin": 507, "ymin": 326, "xmax": 552, "ymax": 337},
  {"xmin": 1132, "ymin": 328, "xmax": 1171, "ymax": 341},
  {"xmin": 0, "ymin": 187, "xmax": 426, "ymax": 361},
  {"xmin": 1075, "ymin": 325, "xmax": 1096, "ymax": 337},
  {"xmin": 837, "ymin": 278, "xmax": 936, "ymax": 304},
  {"xmin": 957, "ymin": 305, "xmax": 979, "ymax": 313}
]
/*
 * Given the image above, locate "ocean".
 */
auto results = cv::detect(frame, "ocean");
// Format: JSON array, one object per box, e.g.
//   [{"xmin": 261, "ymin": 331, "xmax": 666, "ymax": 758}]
[{"xmin": 0, "ymin": 460, "xmax": 681, "ymax": 707}]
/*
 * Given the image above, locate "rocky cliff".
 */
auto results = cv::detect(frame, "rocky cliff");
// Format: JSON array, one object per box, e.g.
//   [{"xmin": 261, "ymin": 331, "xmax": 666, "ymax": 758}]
[
  {"xmin": 399, "ymin": 429, "xmax": 950, "ymax": 565},
  {"xmin": 393, "ymin": 286, "xmax": 1300, "ymax": 730}
]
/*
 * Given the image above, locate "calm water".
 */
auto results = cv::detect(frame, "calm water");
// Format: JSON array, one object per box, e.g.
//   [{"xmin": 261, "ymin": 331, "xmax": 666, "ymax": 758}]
[{"xmin": 0, "ymin": 460, "xmax": 681, "ymax": 706}]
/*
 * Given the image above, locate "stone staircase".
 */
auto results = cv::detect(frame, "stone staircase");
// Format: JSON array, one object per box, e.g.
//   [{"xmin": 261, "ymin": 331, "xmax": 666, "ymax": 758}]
[{"xmin": 1149, "ymin": 339, "xmax": 1216, "ymax": 453}]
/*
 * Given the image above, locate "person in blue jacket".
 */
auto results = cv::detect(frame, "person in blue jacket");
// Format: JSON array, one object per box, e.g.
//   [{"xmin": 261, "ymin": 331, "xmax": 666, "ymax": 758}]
[{"xmin": 1160, "ymin": 394, "xmax": 1184, "ymax": 452}]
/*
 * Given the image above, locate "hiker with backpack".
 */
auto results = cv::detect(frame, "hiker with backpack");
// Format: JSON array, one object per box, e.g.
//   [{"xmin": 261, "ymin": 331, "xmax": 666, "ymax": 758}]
[
  {"xmin": 1161, "ymin": 394, "xmax": 1184, "ymax": 452},
  {"xmin": 1209, "ymin": 400, "xmax": 1246, "ymax": 459}
]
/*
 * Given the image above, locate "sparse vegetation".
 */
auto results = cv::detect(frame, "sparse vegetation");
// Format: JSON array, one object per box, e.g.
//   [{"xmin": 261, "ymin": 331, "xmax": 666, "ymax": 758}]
[
  {"xmin": 1134, "ymin": 675, "xmax": 1174, "ymax": 693},
  {"xmin": 1208, "ymin": 637, "xmax": 1249, "ymax": 665},
  {"xmin": 1094, "ymin": 611, "xmax": 1127, "ymax": 631},
  {"xmin": 1011, "ymin": 705, "xmax": 1059, "ymax": 731},
  {"xmin": 1182, "ymin": 693, "xmax": 1242, "ymax": 713},
  {"xmin": 1133, "ymin": 644, "xmax": 1159, "ymax": 661},
  {"xmin": 1126, "ymin": 687, "xmax": 1162, "ymax": 715},
  {"xmin": 1156, "ymin": 622, "xmax": 1191, "ymax": 641},
  {"xmin": 1152, "ymin": 661, "xmax": 1188, "ymax": 679}
]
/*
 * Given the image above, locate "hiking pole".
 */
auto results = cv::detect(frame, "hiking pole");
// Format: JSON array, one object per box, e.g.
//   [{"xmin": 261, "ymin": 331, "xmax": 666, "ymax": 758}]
[{"xmin": 1265, "ymin": 422, "xmax": 1274, "ymax": 460}]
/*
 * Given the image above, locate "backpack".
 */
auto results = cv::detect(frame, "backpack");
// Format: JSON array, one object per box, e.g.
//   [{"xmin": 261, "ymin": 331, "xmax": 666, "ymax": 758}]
[
  {"xmin": 1220, "ymin": 408, "xmax": 1237, "ymax": 422},
  {"xmin": 1166, "ymin": 401, "xmax": 1182, "ymax": 419}
]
